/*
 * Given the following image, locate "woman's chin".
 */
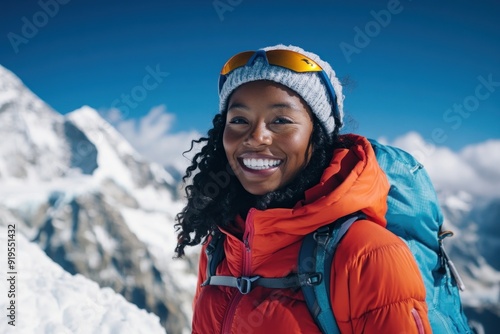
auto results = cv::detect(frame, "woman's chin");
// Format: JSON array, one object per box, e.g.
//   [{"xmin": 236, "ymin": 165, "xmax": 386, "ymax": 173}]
[{"xmin": 241, "ymin": 183, "xmax": 277, "ymax": 196}]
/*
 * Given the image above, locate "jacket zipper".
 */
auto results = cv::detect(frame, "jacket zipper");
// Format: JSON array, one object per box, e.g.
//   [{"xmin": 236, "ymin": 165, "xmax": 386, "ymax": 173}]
[
  {"xmin": 220, "ymin": 209, "xmax": 256, "ymax": 333},
  {"xmin": 411, "ymin": 308, "xmax": 425, "ymax": 334}
]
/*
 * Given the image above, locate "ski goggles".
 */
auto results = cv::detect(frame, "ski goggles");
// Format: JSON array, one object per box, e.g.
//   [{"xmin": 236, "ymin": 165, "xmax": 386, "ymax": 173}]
[{"xmin": 218, "ymin": 49, "xmax": 339, "ymax": 120}]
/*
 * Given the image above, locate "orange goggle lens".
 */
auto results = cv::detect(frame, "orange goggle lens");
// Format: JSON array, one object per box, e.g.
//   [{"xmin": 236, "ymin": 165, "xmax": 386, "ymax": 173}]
[{"xmin": 220, "ymin": 50, "xmax": 324, "ymax": 76}]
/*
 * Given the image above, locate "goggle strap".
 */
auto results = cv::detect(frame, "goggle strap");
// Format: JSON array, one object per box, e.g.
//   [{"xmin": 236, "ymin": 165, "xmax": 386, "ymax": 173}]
[{"xmin": 317, "ymin": 70, "xmax": 340, "ymax": 121}]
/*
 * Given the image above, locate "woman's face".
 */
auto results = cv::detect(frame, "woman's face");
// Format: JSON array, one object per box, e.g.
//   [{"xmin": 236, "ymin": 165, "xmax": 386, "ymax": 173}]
[{"xmin": 223, "ymin": 80, "xmax": 314, "ymax": 195}]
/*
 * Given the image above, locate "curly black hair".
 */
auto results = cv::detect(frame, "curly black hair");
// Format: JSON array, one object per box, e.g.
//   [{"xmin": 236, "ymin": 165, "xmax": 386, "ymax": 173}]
[{"xmin": 174, "ymin": 111, "xmax": 344, "ymax": 258}]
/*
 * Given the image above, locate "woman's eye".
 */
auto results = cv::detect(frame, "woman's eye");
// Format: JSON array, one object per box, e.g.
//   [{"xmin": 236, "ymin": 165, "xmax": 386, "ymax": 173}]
[
  {"xmin": 273, "ymin": 117, "xmax": 293, "ymax": 124},
  {"xmin": 228, "ymin": 117, "xmax": 248, "ymax": 125}
]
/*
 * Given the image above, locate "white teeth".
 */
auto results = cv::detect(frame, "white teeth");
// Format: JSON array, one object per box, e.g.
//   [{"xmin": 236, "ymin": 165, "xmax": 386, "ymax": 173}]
[{"xmin": 242, "ymin": 158, "xmax": 281, "ymax": 170}]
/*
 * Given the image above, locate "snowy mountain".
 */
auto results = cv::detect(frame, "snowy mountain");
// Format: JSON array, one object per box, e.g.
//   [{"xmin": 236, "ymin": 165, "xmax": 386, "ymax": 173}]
[
  {"xmin": 0, "ymin": 225, "xmax": 166, "ymax": 334},
  {"xmin": 439, "ymin": 192, "xmax": 500, "ymax": 333},
  {"xmin": 0, "ymin": 65, "xmax": 198, "ymax": 334},
  {"xmin": 0, "ymin": 64, "xmax": 498, "ymax": 333}
]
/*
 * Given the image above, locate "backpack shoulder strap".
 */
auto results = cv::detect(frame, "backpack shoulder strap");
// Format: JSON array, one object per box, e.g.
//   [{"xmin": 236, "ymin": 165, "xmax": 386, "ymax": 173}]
[
  {"xmin": 298, "ymin": 212, "xmax": 366, "ymax": 334},
  {"xmin": 204, "ymin": 230, "xmax": 226, "ymax": 281}
]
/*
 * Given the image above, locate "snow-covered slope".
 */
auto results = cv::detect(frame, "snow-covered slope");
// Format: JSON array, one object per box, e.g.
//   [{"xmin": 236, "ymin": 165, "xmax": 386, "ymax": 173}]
[{"xmin": 0, "ymin": 225, "xmax": 166, "ymax": 334}]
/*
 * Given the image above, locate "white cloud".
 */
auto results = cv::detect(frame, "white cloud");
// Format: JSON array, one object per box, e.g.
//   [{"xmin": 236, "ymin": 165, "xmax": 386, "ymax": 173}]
[
  {"xmin": 461, "ymin": 140, "xmax": 500, "ymax": 181},
  {"xmin": 384, "ymin": 132, "xmax": 500, "ymax": 199},
  {"xmin": 109, "ymin": 105, "xmax": 202, "ymax": 174}
]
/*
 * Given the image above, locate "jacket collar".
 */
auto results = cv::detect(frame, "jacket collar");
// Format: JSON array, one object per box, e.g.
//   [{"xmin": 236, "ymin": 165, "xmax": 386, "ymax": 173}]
[{"xmin": 219, "ymin": 134, "xmax": 390, "ymax": 274}]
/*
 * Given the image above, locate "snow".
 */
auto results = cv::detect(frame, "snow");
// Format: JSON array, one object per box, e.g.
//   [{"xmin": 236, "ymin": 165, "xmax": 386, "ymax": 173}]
[
  {"xmin": 93, "ymin": 225, "xmax": 118, "ymax": 253},
  {"xmin": 461, "ymin": 256, "xmax": 500, "ymax": 307},
  {"xmin": 0, "ymin": 226, "xmax": 166, "ymax": 334},
  {"xmin": 0, "ymin": 176, "xmax": 97, "ymax": 206},
  {"xmin": 119, "ymin": 206, "xmax": 199, "ymax": 323},
  {"xmin": 0, "ymin": 176, "xmax": 100, "ymax": 240}
]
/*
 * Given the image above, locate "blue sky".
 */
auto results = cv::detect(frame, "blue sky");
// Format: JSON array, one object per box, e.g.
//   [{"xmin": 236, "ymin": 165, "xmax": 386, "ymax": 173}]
[{"xmin": 1, "ymin": 0, "xmax": 499, "ymax": 151}]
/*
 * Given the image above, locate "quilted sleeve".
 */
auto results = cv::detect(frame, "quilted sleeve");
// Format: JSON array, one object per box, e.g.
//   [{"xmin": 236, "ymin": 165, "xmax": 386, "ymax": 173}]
[
  {"xmin": 331, "ymin": 220, "xmax": 432, "ymax": 334},
  {"xmin": 192, "ymin": 243, "xmax": 208, "ymax": 310}
]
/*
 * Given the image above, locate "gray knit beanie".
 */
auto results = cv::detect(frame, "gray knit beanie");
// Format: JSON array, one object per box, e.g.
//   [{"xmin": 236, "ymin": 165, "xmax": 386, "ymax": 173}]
[{"xmin": 218, "ymin": 44, "xmax": 344, "ymax": 135}]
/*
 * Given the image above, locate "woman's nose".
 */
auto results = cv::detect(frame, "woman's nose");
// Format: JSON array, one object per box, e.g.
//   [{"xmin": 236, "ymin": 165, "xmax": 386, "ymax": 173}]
[{"xmin": 245, "ymin": 123, "xmax": 272, "ymax": 147}]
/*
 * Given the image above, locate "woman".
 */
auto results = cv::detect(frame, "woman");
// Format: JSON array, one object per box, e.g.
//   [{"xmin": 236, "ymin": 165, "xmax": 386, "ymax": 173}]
[{"xmin": 175, "ymin": 44, "xmax": 431, "ymax": 333}]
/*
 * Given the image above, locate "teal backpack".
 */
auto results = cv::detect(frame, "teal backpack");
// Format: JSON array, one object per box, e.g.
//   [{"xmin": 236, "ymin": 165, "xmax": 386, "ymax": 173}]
[{"xmin": 202, "ymin": 139, "xmax": 472, "ymax": 333}]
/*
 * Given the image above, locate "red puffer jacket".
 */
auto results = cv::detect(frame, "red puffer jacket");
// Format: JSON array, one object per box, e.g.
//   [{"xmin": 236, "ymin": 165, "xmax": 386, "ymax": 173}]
[{"xmin": 192, "ymin": 134, "xmax": 431, "ymax": 333}]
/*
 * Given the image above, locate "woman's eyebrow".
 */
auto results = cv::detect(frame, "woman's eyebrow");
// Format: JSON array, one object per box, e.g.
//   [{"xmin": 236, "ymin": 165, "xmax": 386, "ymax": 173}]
[
  {"xmin": 227, "ymin": 102, "xmax": 303, "ymax": 112},
  {"xmin": 270, "ymin": 103, "xmax": 290, "ymax": 109},
  {"xmin": 227, "ymin": 102, "xmax": 249, "ymax": 111},
  {"xmin": 270, "ymin": 102, "xmax": 302, "ymax": 111}
]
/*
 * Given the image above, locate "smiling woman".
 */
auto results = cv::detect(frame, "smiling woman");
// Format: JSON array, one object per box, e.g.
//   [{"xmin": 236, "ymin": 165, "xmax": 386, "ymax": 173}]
[
  {"xmin": 174, "ymin": 44, "xmax": 437, "ymax": 334},
  {"xmin": 223, "ymin": 81, "xmax": 314, "ymax": 195}
]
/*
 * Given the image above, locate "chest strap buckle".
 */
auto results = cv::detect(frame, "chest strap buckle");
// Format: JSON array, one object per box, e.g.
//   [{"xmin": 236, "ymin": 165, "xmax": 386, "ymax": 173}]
[{"xmin": 237, "ymin": 276, "xmax": 261, "ymax": 294}]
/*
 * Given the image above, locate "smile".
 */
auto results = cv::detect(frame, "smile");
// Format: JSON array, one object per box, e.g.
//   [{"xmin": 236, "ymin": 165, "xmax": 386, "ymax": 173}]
[{"xmin": 241, "ymin": 158, "xmax": 282, "ymax": 170}]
